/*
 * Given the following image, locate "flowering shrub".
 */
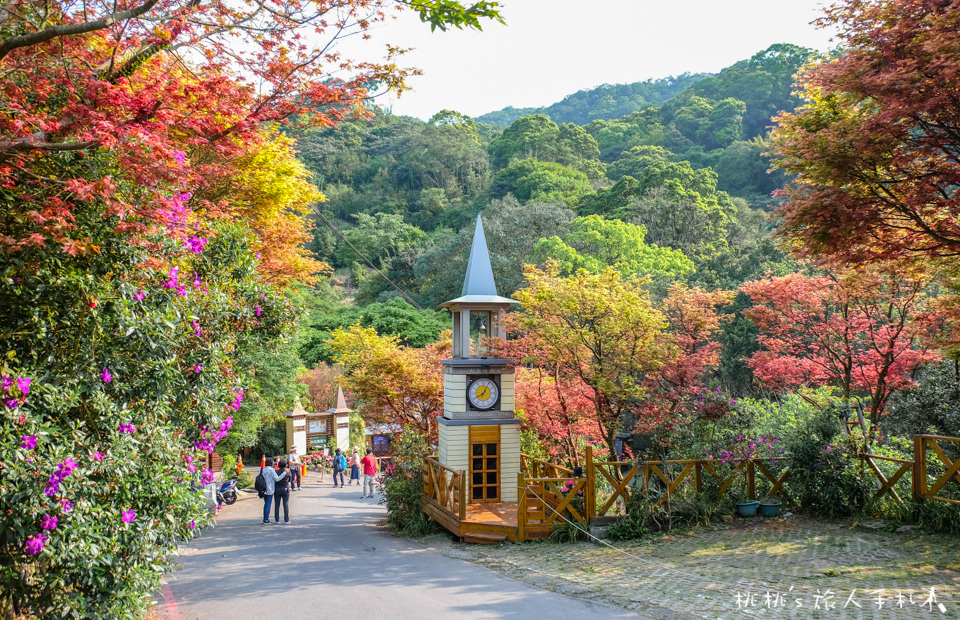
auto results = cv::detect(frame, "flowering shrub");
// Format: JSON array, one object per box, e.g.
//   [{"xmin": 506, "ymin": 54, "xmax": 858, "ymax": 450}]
[
  {"xmin": 378, "ymin": 427, "xmax": 434, "ymax": 536},
  {"xmin": 0, "ymin": 195, "xmax": 295, "ymax": 617}
]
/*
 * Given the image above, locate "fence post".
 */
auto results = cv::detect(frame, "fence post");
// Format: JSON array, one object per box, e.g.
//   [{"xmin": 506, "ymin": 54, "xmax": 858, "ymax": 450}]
[
  {"xmin": 695, "ymin": 462, "xmax": 702, "ymax": 494},
  {"xmin": 585, "ymin": 446, "xmax": 595, "ymax": 522},
  {"xmin": 459, "ymin": 469, "xmax": 466, "ymax": 520},
  {"xmin": 912, "ymin": 435, "xmax": 926, "ymax": 501},
  {"xmin": 747, "ymin": 461, "xmax": 756, "ymax": 500},
  {"xmin": 517, "ymin": 472, "xmax": 526, "ymax": 542}
]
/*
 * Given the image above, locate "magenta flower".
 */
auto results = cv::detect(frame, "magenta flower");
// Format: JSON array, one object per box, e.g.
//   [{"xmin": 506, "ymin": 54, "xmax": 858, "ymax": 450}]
[
  {"xmin": 118, "ymin": 423, "xmax": 136, "ymax": 434},
  {"xmin": 122, "ymin": 510, "xmax": 136, "ymax": 524},
  {"xmin": 189, "ymin": 519, "xmax": 196, "ymax": 530},
  {"xmin": 255, "ymin": 303, "xmax": 262, "ymax": 317},
  {"xmin": 201, "ymin": 468, "xmax": 214, "ymax": 485},
  {"xmin": 195, "ymin": 363, "xmax": 202, "ymax": 373},
  {"xmin": 255, "ymin": 252, "xmax": 260, "ymax": 260},
  {"xmin": 101, "ymin": 368, "xmax": 112, "ymax": 383},
  {"xmin": 93, "ymin": 451, "xmax": 104, "ymax": 462},
  {"xmin": 192, "ymin": 320, "xmax": 203, "ymax": 336},
  {"xmin": 60, "ymin": 499, "xmax": 74, "ymax": 513},
  {"xmin": 172, "ymin": 150, "xmax": 186, "ymax": 164},
  {"xmin": 5, "ymin": 398, "xmax": 19, "ymax": 409},
  {"xmin": 826, "ymin": 445, "xmax": 833, "ymax": 451},
  {"xmin": 41, "ymin": 514, "xmax": 58, "ymax": 530},
  {"xmin": 133, "ymin": 289, "xmax": 146, "ymax": 302},
  {"xmin": 1, "ymin": 375, "xmax": 11, "ymax": 391},
  {"xmin": 185, "ymin": 236, "xmax": 207, "ymax": 254},
  {"xmin": 193, "ymin": 273, "xmax": 201, "ymax": 288},
  {"xmin": 21, "ymin": 435, "xmax": 37, "ymax": 450},
  {"xmin": 24, "ymin": 534, "xmax": 48, "ymax": 555},
  {"xmin": 15, "ymin": 377, "xmax": 30, "ymax": 395}
]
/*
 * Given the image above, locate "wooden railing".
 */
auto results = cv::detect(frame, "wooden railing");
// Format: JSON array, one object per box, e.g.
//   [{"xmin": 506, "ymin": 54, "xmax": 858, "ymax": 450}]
[
  {"xmin": 861, "ymin": 453, "xmax": 913, "ymax": 503},
  {"xmin": 587, "ymin": 446, "xmax": 789, "ymax": 516},
  {"xmin": 520, "ymin": 453, "xmax": 574, "ymax": 479},
  {"xmin": 914, "ymin": 435, "xmax": 960, "ymax": 505},
  {"xmin": 422, "ymin": 456, "xmax": 466, "ymax": 520},
  {"xmin": 517, "ymin": 472, "xmax": 588, "ymax": 540}
]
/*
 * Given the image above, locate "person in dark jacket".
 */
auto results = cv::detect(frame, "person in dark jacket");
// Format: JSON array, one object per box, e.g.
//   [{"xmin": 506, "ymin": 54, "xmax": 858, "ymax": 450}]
[
  {"xmin": 259, "ymin": 458, "xmax": 286, "ymax": 524},
  {"xmin": 274, "ymin": 460, "xmax": 292, "ymax": 524}
]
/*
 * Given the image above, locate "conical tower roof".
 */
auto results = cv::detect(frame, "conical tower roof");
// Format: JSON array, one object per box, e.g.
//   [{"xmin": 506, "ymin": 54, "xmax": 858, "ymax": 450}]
[
  {"xmin": 441, "ymin": 215, "xmax": 518, "ymax": 307},
  {"xmin": 329, "ymin": 386, "xmax": 352, "ymax": 414}
]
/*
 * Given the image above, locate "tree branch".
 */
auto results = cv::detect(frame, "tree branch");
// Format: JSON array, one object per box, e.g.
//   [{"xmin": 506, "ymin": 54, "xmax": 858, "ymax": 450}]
[{"xmin": 0, "ymin": 0, "xmax": 161, "ymax": 61}]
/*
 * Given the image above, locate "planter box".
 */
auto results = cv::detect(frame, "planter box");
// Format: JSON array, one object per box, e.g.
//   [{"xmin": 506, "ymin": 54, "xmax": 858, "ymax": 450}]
[{"xmin": 736, "ymin": 500, "xmax": 760, "ymax": 517}]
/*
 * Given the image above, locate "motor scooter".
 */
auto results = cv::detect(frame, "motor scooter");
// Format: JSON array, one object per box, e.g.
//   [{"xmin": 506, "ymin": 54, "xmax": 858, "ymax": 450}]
[{"xmin": 217, "ymin": 478, "xmax": 238, "ymax": 505}]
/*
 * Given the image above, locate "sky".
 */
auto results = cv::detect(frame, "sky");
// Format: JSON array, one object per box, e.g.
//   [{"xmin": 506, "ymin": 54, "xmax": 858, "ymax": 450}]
[{"xmin": 357, "ymin": 0, "xmax": 838, "ymax": 121}]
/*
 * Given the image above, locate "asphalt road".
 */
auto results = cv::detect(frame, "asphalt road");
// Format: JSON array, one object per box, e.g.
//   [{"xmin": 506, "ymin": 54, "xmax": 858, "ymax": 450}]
[{"xmin": 155, "ymin": 473, "xmax": 638, "ymax": 619}]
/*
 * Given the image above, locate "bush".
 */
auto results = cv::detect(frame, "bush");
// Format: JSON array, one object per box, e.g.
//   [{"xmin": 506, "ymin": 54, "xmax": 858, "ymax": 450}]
[
  {"xmin": 783, "ymin": 409, "xmax": 871, "ymax": 519},
  {"xmin": 0, "ymin": 204, "xmax": 295, "ymax": 617},
  {"xmin": 378, "ymin": 427, "xmax": 436, "ymax": 537}
]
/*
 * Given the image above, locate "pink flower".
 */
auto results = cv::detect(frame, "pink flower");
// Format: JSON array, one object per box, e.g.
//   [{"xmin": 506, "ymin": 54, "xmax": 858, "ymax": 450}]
[
  {"xmin": 255, "ymin": 304, "xmax": 262, "ymax": 317},
  {"xmin": 189, "ymin": 520, "xmax": 195, "ymax": 530},
  {"xmin": 21, "ymin": 435, "xmax": 37, "ymax": 450},
  {"xmin": 133, "ymin": 289, "xmax": 146, "ymax": 302},
  {"xmin": 101, "ymin": 368, "xmax": 112, "ymax": 383},
  {"xmin": 201, "ymin": 468, "xmax": 214, "ymax": 485},
  {"xmin": 185, "ymin": 236, "xmax": 207, "ymax": 254},
  {"xmin": 24, "ymin": 534, "xmax": 48, "ymax": 555},
  {"xmin": 118, "ymin": 423, "xmax": 136, "ymax": 434},
  {"xmin": 60, "ymin": 499, "xmax": 74, "ymax": 512},
  {"xmin": 5, "ymin": 398, "xmax": 19, "ymax": 409},
  {"xmin": 172, "ymin": 150, "xmax": 186, "ymax": 164},
  {"xmin": 93, "ymin": 451, "xmax": 104, "ymax": 462},
  {"xmin": 122, "ymin": 510, "xmax": 136, "ymax": 524},
  {"xmin": 41, "ymin": 514, "xmax": 58, "ymax": 530},
  {"xmin": 192, "ymin": 320, "xmax": 203, "ymax": 336},
  {"xmin": 15, "ymin": 377, "xmax": 30, "ymax": 395},
  {"xmin": 195, "ymin": 363, "xmax": 202, "ymax": 373},
  {"xmin": 1, "ymin": 375, "xmax": 11, "ymax": 391}
]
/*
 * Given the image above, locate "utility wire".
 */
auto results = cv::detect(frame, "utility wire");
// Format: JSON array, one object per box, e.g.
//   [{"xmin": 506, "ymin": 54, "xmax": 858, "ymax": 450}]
[{"xmin": 311, "ymin": 206, "xmax": 425, "ymax": 311}]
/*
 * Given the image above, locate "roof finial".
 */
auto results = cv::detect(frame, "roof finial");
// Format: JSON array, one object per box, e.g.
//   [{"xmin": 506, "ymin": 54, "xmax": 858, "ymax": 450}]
[{"xmin": 461, "ymin": 215, "xmax": 498, "ymax": 297}]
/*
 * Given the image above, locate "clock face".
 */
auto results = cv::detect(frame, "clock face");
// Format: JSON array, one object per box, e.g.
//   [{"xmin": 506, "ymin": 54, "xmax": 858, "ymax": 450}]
[{"xmin": 468, "ymin": 377, "xmax": 499, "ymax": 410}]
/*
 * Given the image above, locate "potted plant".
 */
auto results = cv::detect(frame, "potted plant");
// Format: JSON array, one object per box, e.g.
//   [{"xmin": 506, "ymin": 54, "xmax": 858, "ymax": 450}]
[
  {"xmin": 736, "ymin": 499, "xmax": 760, "ymax": 517},
  {"xmin": 759, "ymin": 497, "xmax": 781, "ymax": 517}
]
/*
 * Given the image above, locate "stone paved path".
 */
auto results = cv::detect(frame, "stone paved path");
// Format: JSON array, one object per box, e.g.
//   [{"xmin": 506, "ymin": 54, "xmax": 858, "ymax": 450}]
[{"xmin": 422, "ymin": 516, "xmax": 960, "ymax": 619}]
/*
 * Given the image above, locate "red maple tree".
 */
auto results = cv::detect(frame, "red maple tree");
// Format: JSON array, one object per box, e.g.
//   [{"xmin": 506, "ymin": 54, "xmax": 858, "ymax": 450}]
[{"xmin": 740, "ymin": 266, "xmax": 939, "ymax": 424}]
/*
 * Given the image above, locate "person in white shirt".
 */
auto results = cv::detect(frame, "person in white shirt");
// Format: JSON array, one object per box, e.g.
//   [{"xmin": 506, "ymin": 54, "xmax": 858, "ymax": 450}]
[{"xmin": 288, "ymin": 446, "xmax": 302, "ymax": 491}]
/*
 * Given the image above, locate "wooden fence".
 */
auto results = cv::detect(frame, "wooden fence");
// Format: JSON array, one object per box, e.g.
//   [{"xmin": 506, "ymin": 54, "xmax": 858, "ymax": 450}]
[
  {"xmin": 913, "ymin": 435, "xmax": 960, "ymax": 505},
  {"xmin": 421, "ymin": 457, "xmax": 465, "ymax": 532}
]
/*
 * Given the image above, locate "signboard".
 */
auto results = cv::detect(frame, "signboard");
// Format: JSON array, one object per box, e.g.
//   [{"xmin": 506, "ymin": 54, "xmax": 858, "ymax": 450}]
[
  {"xmin": 308, "ymin": 420, "xmax": 326, "ymax": 434},
  {"xmin": 309, "ymin": 436, "xmax": 328, "ymax": 448}
]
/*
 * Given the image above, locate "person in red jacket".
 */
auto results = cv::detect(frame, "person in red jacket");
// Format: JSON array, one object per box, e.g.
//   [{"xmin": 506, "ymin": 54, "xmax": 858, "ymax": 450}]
[{"xmin": 360, "ymin": 448, "xmax": 378, "ymax": 499}]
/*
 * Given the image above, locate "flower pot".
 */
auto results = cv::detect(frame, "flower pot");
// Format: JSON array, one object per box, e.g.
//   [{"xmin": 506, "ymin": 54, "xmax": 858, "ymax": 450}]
[
  {"xmin": 759, "ymin": 500, "xmax": 781, "ymax": 517},
  {"xmin": 736, "ymin": 500, "xmax": 760, "ymax": 517}
]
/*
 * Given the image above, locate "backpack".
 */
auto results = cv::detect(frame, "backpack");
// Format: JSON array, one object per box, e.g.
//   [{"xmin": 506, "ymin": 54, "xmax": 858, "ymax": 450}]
[
  {"xmin": 254, "ymin": 471, "xmax": 267, "ymax": 495},
  {"xmin": 335, "ymin": 454, "xmax": 347, "ymax": 471}
]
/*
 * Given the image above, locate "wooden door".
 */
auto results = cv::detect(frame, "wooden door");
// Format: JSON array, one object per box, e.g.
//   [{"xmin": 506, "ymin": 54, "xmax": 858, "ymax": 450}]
[{"xmin": 469, "ymin": 425, "xmax": 500, "ymax": 503}]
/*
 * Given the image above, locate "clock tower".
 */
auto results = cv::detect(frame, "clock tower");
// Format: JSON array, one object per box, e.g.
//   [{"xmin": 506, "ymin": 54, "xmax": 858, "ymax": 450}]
[{"xmin": 437, "ymin": 215, "xmax": 521, "ymax": 504}]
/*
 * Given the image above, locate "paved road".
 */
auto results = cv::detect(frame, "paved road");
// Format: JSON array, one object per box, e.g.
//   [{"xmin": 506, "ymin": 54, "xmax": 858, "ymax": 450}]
[{"xmin": 155, "ymin": 473, "xmax": 638, "ymax": 619}]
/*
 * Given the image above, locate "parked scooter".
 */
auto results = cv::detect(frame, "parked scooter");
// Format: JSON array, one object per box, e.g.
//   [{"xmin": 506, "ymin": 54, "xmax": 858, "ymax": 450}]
[{"xmin": 217, "ymin": 478, "xmax": 239, "ymax": 505}]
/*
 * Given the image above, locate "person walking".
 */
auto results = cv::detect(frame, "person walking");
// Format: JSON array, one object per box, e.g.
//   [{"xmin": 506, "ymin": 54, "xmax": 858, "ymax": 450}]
[
  {"xmin": 258, "ymin": 458, "xmax": 286, "ymax": 524},
  {"xmin": 348, "ymin": 447, "xmax": 361, "ymax": 486},
  {"xmin": 360, "ymin": 448, "xmax": 378, "ymax": 499},
  {"xmin": 274, "ymin": 460, "xmax": 292, "ymax": 524},
  {"xmin": 332, "ymin": 448, "xmax": 347, "ymax": 488},
  {"xmin": 288, "ymin": 446, "xmax": 302, "ymax": 491}
]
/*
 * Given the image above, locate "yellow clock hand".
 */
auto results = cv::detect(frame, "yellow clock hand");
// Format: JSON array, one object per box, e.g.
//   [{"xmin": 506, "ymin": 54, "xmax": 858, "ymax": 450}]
[{"xmin": 476, "ymin": 386, "xmax": 489, "ymax": 400}]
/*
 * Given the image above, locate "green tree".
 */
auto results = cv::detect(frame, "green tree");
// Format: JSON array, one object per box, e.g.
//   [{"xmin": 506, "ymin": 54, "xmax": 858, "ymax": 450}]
[
  {"xmin": 531, "ymin": 215, "xmax": 694, "ymax": 280},
  {"xmin": 489, "ymin": 158, "xmax": 592, "ymax": 206}
]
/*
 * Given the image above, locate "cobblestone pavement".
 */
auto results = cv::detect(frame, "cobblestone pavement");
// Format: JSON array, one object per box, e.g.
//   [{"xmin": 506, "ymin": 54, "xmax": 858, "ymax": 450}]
[{"xmin": 421, "ymin": 516, "xmax": 960, "ymax": 620}]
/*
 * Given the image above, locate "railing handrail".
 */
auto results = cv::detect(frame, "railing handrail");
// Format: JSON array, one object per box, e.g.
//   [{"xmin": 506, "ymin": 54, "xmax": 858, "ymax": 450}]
[
  {"xmin": 424, "ymin": 455, "xmax": 460, "ymax": 477},
  {"xmin": 862, "ymin": 453, "xmax": 913, "ymax": 464},
  {"xmin": 916, "ymin": 434, "xmax": 960, "ymax": 442},
  {"xmin": 594, "ymin": 457, "xmax": 789, "ymax": 467},
  {"xmin": 521, "ymin": 453, "xmax": 574, "ymax": 475},
  {"xmin": 524, "ymin": 476, "xmax": 584, "ymax": 483}
]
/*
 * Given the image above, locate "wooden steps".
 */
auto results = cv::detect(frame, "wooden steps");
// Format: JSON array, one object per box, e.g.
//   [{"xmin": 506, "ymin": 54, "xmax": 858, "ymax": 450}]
[{"xmin": 463, "ymin": 531, "xmax": 509, "ymax": 545}]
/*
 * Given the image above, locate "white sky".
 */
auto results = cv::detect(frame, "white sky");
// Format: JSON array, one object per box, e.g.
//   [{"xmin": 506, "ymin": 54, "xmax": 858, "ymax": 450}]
[{"xmin": 358, "ymin": 0, "xmax": 838, "ymax": 121}]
